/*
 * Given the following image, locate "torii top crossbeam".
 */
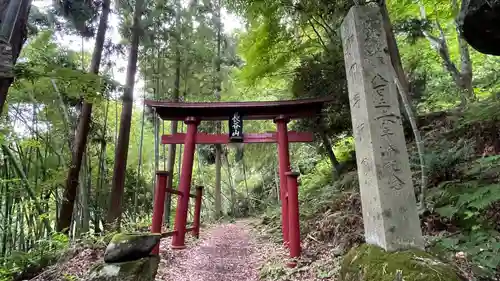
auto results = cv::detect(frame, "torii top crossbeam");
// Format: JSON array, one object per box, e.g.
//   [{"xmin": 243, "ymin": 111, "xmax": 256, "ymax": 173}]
[{"xmin": 144, "ymin": 97, "xmax": 332, "ymax": 121}]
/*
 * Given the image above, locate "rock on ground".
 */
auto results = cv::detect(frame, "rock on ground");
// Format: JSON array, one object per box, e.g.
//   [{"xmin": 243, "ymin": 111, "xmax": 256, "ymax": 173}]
[
  {"xmin": 85, "ymin": 256, "xmax": 160, "ymax": 281},
  {"xmin": 104, "ymin": 233, "xmax": 161, "ymax": 263}
]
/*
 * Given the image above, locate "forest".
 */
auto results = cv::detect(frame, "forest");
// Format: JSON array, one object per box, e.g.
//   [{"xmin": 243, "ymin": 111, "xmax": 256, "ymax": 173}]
[{"xmin": 1, "ymin": 0, "xmax": 500, "ymax": 280}]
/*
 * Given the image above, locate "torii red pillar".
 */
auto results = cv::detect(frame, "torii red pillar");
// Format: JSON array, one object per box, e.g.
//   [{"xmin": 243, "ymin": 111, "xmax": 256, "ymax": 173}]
[
  {"xmin": 172, "ymin": 116, "xmax": 199, "ymax": 249},
  {"xmin": 274, "ymin": 115, "xmax": 290, "ymax": 246},
  {"xmin": 151, "ymin": 171, "xmax": 168, "ymax": 255},
  {"xmin": 286, "ymin": 171, "xmax": 301, "ymax": 267}
]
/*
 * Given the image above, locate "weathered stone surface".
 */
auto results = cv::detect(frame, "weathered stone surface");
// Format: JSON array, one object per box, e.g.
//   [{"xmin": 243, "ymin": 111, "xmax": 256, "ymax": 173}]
[
  {"xmin": 85, "ymin": 256, "xmax": 160, "ymax": 281},
  {"xmin": 104, "ymin": 233, "xmax": 161, "ymax": 263},
  {"xmin": 340, "ymin": 244, "xmax": 462, "ymax": 281},
  {"xmin": 340, "ymin": 6, "xmax": 424, "ymax": 251}
]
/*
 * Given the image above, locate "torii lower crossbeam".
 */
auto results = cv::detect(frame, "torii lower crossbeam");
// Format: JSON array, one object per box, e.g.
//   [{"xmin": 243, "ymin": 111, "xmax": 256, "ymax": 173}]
[{"xmin": 161, "ymin": 132, "xmax": 314, "ymax": 144}]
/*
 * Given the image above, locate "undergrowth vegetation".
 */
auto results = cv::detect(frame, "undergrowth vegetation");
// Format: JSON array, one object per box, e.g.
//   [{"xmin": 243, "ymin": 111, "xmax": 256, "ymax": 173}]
[
  {"xmin": 0, "ymin": 233, "xmax": 69, "ymax": 281},
  {"xmin": 0, "ymin": 222, "xmax": 145, "ymax": 281},
  {"xmin": 255, "ymin": 97, "xmax": 500, "ymax": 280},
  {"xmin": 4, "ymin": 0, "xmax": 500, "ymax": 280}
]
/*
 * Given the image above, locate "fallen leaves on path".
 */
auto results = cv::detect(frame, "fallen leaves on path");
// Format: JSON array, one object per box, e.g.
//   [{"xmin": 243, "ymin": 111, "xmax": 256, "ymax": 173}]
[{"xmin": 156, "ymin": 220, "xmax": 279, "ymax": 281}]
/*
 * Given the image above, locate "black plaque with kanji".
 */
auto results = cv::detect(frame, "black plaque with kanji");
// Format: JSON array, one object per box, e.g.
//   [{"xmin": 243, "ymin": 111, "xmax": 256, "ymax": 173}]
[{"xmin": 229, "ymin": 112, "xmax": 243, "ymax": 142}]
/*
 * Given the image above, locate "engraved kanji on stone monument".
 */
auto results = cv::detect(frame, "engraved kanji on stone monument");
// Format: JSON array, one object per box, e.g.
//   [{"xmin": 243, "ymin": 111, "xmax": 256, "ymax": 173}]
[{"xmin": 341, "ymin": 5, "xmax": 424, "ymax": 251}]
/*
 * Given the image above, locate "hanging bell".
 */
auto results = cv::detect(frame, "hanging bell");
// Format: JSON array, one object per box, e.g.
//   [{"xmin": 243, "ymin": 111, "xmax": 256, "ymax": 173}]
[{"xmin": 459, "ymin": 0, "xmax": 500, "ymax": 56}]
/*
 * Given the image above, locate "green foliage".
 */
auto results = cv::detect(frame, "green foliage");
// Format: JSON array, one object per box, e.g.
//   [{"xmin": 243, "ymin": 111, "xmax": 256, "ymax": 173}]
[
  {"xmin": 393, "ymin": 18, "xmax": 432, "ymax": 44},
  {"xmin": 291, "ymin": 46, "xmax": 351, "ymax": 139},
  {"xmin": 410, "ymin": 138, "xmax": 475, "ymax": 186},
  {"xmin": 434, "ymin": 230, "xmax": 500, "ymax": 277},
  {"xmin": 6, "ymin": 0, "xmax": 500, "ymax": 278},
  {"xmin": 461, "ymin": 96, "xmax": 500, "ymax": 125},
  {"xmin": 333, "ymin": 137, "xmax": 355, "ymax": 163},
  {"xmin": 52, "ymin": 0, "xmax": 102, "ymax": 37},
  {"xmin": 299, "ymin": 158, "xmax": 335, "ymax": 201},
  {"xmin": 0, "ymin": 233, "xmax": 69, "ymax": 281},
  {"xmin": 432, "ymin": 155, "xmax": 500, "ymax": 225},
  {"xmin": 424, "ymin": 153, "xmax": 500, "ymax": 277}
]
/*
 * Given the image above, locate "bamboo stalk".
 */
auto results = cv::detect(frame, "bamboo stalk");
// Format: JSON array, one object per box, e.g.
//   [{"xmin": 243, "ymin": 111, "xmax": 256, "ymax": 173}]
[{"xmin": 1, "ymin": 145, "xmax": 52, "ymax": 233}]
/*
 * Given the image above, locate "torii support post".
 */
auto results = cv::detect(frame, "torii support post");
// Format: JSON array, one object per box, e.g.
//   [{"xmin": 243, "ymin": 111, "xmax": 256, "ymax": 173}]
[
  {"xmin": 274, "ymin": 115, "xmax": 290, "ymax": 246},
  {"xmin": 151, "ymin": 171, "xmax": 169, "ymax": 255},
  {"xmin": 192, "ymin": 186, "xmax": 203, "ymax": 239},
  {"xmin": 286, "ymin": 171, "xmax": 301, "ymax": 268},
  {"xmin": 172, "ymin": 117, "xmax": 199, "ymax": 249}
]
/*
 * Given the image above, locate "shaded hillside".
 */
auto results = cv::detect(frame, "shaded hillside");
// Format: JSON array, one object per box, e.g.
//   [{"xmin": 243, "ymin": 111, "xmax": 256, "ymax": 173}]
[{"xmin": 257, "ymin": 99, "xmax": 500, "ymax": 280}]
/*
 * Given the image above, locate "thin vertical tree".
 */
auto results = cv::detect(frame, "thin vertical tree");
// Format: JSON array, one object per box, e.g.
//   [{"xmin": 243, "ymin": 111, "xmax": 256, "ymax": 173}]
[
  {"xmin": 57, "ymin": 0, "xmax": 111, "ymax": 233},
  {"xmin": 214, "ymin": 0, "xmax": 223, "ymax": 218},
  {"xmin": 106, "ymin": 0, "xmax": 145, "ymax": 229},
  {"xmin": 164, "ymin": 0, "xmax": 182, "ymax": 226}
]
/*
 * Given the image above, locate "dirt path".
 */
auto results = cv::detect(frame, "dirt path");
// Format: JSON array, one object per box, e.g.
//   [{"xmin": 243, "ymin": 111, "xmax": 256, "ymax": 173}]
[{"xmin": 155, "ymin": 220, "xmax": 275, "ymax": 281}]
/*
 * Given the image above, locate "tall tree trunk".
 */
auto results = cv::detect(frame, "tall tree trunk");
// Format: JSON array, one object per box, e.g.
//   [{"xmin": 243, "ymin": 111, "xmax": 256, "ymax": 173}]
[
  {"xmin": 153, "ymin": 114, "xmax": 159, "ymax": 193},
  {"xmin": 135, "ymin": 99, "xmax": 145, "ymax": 223},
  {"xmin": 95, "ymin": 98, "xmax": 110, "ymax": 233},
  {"xmin": 214, "ymin": 146, "xmax": 222, "ymax": 217},
  {"xmin": 1, "ymin": 157, "xmax": 9, "ymax": 258},
  {"xmin": 18, "ymin": 202, "xmax": 24, "ymax": 251},
  {"xmin": 0, "ymin": 0, "xmax": 31, "ymax": 116},
  {"xmin": 152, "ymin": 35, "xmax": 160, "ymax": 196},
  {"xmin": 164, "ymin": 121, "xmax": 177, "ymax": 225},
  {"xmin": 379, "ymin": 1, "xmax": 410, "ymax": 96},
  {"xmin": 318, "ymin": 130, "xmax": 341, "ymax": 175},
  {"xmin": 164, "ymin": 0, "xmax": 182, "ymax": 226},
  {"xmin": 12, "ymin": 198, "xmax": 18, "ymax": 251},
  {"xmin": 214, "ymin": 0, "xmax": 223, "ymax": 218},
  {"xmin": 106, "ymin": 0, "xmax": 143, "ymax": 230},
  {"xmin": 24, "ymin": 203, "xmax": 33, "ymax": 249},
  {"xmin": 57, "ymin": 0, "xmax": 110, "ymax": 233},
  {"xmin": 224, "ymin": 153, "xmax": 236, "ymax": 216},
  {"xmin": 80, "ymin": 151, "xmax": 90, "ymax": 234},
  {"xmin": 242, "ymin": 157, "xmax": 250, "ymax": 210},
  {"xmin": 455, "ymin": 0, "xmax": 474, "ymax": 102}
]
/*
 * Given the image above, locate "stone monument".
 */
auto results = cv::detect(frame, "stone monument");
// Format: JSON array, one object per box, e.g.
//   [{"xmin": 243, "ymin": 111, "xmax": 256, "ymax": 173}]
[{"xmin": 340, "ymin": 5, "xmax": 424, "ymax": 251}]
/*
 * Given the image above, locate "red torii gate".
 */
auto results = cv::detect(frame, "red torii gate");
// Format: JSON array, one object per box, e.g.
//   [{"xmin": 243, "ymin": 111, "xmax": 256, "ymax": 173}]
[{"xmin": 146, "ymin": 97, "xmax": 331, "ymax": 267}]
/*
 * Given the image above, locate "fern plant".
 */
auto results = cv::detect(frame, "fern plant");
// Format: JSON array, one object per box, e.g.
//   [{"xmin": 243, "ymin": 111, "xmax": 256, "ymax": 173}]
[
  {"xmin": 436, "ymin": 229, "xmax": 500, "ymax": 277},
  {"xmin": 410, "ymin": 138, "xmax": 475, "ymax": 188},
  {"xmin": 431, "ymin": 155, "xmax": 500, "ymax": 274}
]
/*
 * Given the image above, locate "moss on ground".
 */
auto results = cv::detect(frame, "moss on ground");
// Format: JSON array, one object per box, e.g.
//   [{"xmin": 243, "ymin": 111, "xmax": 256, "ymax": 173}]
[{"xmin": 340, "ymin": 244, "xmax": 463, "ymax": 281}]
